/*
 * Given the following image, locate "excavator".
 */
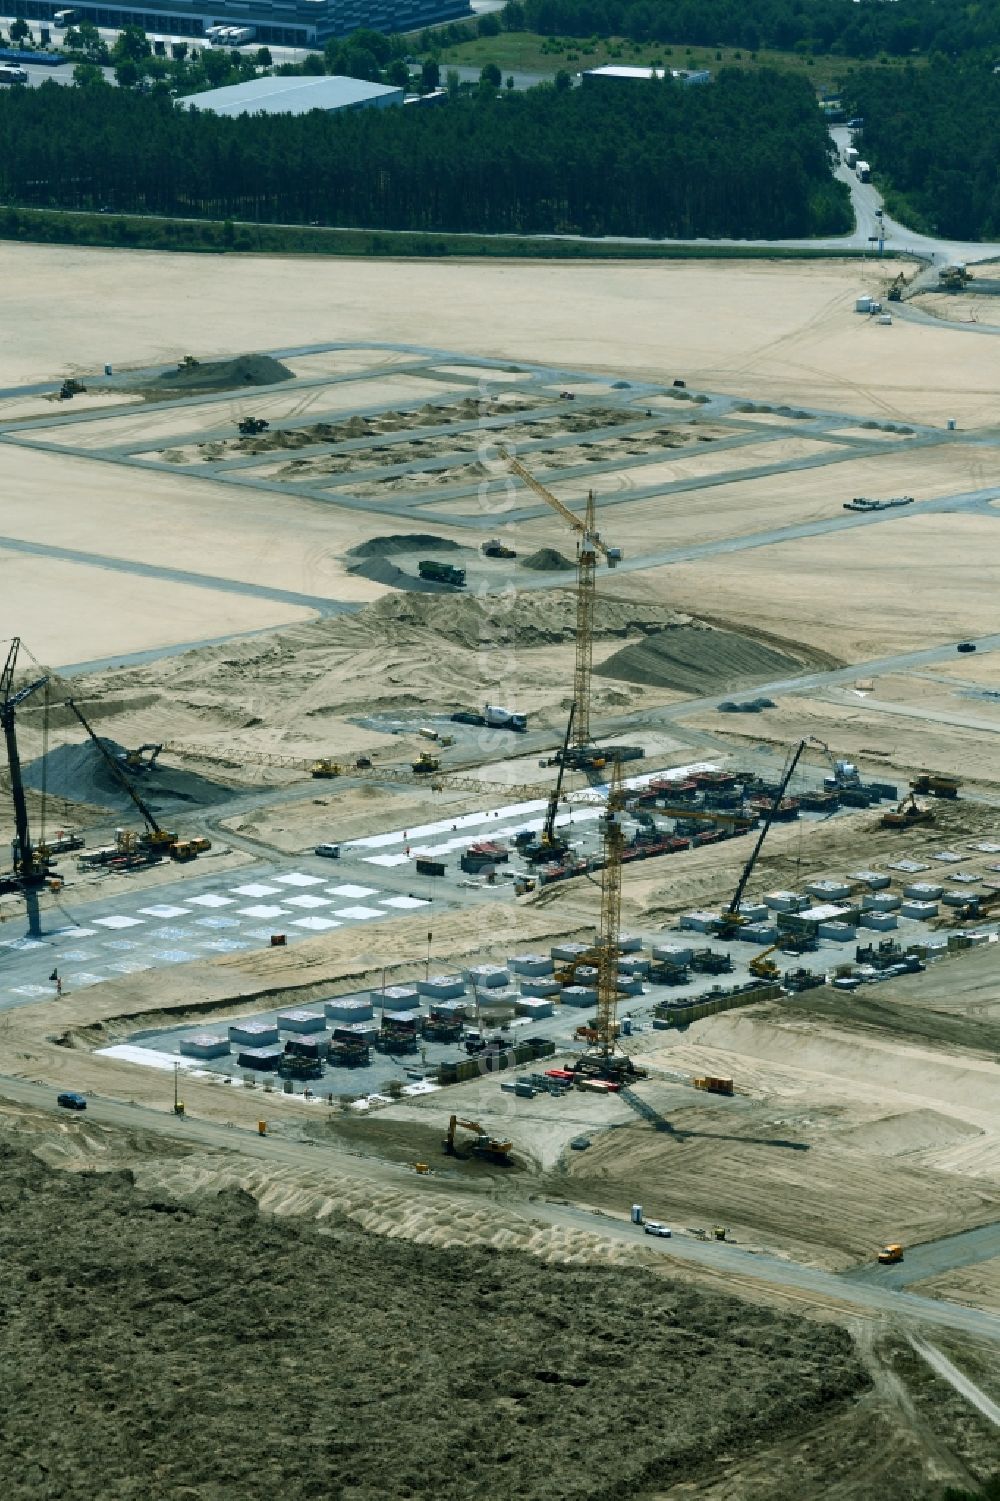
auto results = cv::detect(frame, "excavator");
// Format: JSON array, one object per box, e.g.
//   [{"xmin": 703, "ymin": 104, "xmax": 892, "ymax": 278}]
[
  {"xmin": 442, "ymin": 1115, "xmax": 513, "ymax": 1164},
  {"xmin": 120, "ymin": 743, "xmax": 162, "ymax": 775},
  {"xmin": 881, "ymin": 792, "xmax": 934, "ymax": 830},
  {"xmin": 65, "ymin": 700, "xmax": 208, "ymax": 861}
]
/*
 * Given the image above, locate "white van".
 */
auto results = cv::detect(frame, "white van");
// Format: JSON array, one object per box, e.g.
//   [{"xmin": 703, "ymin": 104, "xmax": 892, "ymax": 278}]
[{"xmin": 0, "ymin": 64, "xmax": 28, "ymax": 83}]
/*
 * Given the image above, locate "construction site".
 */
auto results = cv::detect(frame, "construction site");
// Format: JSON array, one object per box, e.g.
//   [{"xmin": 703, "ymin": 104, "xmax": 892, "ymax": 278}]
[{"xmin": 2, "ymin": 242, "xmax": 1000, "ymax": 1499}]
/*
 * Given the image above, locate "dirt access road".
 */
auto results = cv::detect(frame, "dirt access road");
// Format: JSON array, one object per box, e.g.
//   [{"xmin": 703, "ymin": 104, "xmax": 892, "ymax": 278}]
[{"xmin": 10, "ymin": 1074, "xmax": 1000, "ymax": 1344}]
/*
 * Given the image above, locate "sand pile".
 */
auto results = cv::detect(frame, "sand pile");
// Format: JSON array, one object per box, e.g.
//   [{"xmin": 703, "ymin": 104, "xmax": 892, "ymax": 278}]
[
  {"xmin": 23, "ymin": 738, "xmax": 238, "ymax": 812},
  {"xmin": 520, "ymin": 547, "xmax": 575, "ymax": 571},
  {"xmin": 348, "ymin": 534, "xmax": 462, "ymax": 559},
  {"xmin": 595, "ymin": 624, "xmax": 817, "ymax": 694},
  {"xmin": 143, "ymin": 353, "xmax": 294, "ymax": 393}
]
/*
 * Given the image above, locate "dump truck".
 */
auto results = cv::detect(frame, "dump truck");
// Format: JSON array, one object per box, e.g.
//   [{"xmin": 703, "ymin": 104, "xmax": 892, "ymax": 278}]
[
  {"xmin": 694, "ymin": 1076, "xmax": 734, "ymax": 1097},
  {"xmin": 418, "ymin": 560, "xmax": 466, "ymax": 588},
  {"xmin": 910, "ymin": 772, "xmax": 960, "ymax": 800},
  {"xmin": 877, "ymin": 1243, "xmax": 904, "ymax": 1264}
]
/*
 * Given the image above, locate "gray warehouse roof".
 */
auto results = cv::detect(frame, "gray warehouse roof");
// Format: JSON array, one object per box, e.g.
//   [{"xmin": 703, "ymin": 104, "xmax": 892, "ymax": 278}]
[{"xmin": 178, "ymin": 74, "xmax": 404, "ymax": 117}]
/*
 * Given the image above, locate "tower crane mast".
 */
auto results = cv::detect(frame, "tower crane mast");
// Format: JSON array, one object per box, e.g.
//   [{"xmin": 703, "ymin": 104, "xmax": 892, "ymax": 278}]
[
  {"xmin": 498, "ymin": 446, "xmax": 620, "ymax": 755},
  {"xmin": 1, "ymin": 638, "xmax": 48, "ymax": 888}
]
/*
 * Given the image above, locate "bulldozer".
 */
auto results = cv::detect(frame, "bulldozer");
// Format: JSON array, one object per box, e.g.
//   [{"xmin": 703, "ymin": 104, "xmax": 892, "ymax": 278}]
[
  {"xmin": 413, "ymin": 752, "xmax": 440, "ymax": 775},
  {"xmin": 877, "ymin": 1243, "xmax": 904, "ymax": 1265},
  {"xmin": 881, "ymin": 793, "xmax": 934, "ymax": 829},
  {"xmin": 311, "ymin": 760, "xmax": 342, "ymax": 779},
  {"xmin": 938, "ymin": 264, "xmax": 972, "ymax": 291},
  {"xmin": 442, "ymin": 1115, "xmax": 513, "ymax": 1165},
  {"xmin": 238, "ymin": 416, "xmax": 270, "ymax": 436}
]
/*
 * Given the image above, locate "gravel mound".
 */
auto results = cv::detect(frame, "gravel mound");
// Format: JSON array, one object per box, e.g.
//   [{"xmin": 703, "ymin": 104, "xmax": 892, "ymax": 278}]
[
  {"xmin": 147, "ymin": 354, "xmax": 294, "ymax": 392},
  {"xmin": 349, "ymin": 534, "xmax": 462, "ymax": 559},
  {"xmin": 595, "ymin": 625, "xmax": 808, "ymax": 694},
  {"xmin": 520, "ymin": 547, "xmax": 575, "ymax": 571},
  {"xmin": 22, "ymin": 739, "xmax": 237, "ymax": 812}
]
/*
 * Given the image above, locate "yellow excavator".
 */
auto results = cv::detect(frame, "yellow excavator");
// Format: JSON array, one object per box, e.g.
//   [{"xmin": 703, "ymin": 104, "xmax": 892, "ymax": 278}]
[
  {"xmin": 442, "ymin": 1115, "xmax": 513, "ymax": 1164},
  {"xmin": 881, "ymin": 793, "xmax": 934, "ymax": 830},
  {"xmin": 748, "ymin": 944, "xmax": 782, "ymax": 981}
]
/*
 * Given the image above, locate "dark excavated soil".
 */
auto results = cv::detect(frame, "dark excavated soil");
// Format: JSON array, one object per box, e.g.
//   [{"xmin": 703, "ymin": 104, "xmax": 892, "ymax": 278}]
[
  {"xmin": 22, "ymin": 739, "xmax": 237, "ymax": 813},
  {"xmin": 348, "ymin": 534, "xmax": 462, "ymax": 558},
  {"xmin": 146, "ymin": 354, "xmax": 294, "ymax": 393},
  {"xmin": 520, "ymin": 547, "xmax": 575, "ymax": 571},
  {"xmin": 595, "ymin": 625, "xmax": 814, "ymax": 694},
  {"xmin": 0, "ymin": 1138, "xmax": 866, "ymax": 1501}
]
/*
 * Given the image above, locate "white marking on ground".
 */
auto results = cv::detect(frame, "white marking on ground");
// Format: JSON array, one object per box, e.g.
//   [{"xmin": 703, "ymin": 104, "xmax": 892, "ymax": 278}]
[
  {"xmin": 380, "ymin": 895, "xmax": 430, "ymax": 909},
  {"xmin": 291, "ymin": 916, "xmax": 342, "ymax": 931},
  {"xmin": 230, "ymin": 882, "xmax": 281, "ymax": 897},
  {"xmin": 92, "ymin": 915, "xmax": 145, "ymax": 929},
  {"xmin": 332, "ymin": 905, "xmax": 384, "ymax": 921},
  {"xmin": 273, "ymin": 872, "xmax": 326, "ymax": 887},
  {"xmin": 284, "ymin": 894, "xmax": 332, "ymax": 909},
  {"xmin": 363, "ymin": 854, "xmax": 410, "ymax": 868},
  {"xmin": 138, "ymin": 904, "xmax": 190, "ymax": 918},
  {"xmin": 186, "ymin": 893, "xmax": 234, "ymax": 908},
  {"xmin": 237, "ymin": 904, "xmax": 289, "ymax": 919},
  {"xmin": 328, "ymin": 884, "xmax": 380, "ymax": 898},
  {"xmin": 97, "ymin": 1043, "xmax": 200, "ymax": 1071}
]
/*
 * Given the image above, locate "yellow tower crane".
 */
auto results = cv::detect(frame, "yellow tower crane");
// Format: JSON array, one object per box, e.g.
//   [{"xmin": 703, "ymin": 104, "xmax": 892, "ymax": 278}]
[{"xmin": 498, "ymin": 446, "xmax": 621, "ymax": 757}]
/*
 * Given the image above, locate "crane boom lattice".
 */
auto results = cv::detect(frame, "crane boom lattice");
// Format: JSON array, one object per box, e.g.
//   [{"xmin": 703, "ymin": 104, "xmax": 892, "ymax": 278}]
[{"xmin": 595, "ymin": 756, "xmax": 625, "ymax": 1058}]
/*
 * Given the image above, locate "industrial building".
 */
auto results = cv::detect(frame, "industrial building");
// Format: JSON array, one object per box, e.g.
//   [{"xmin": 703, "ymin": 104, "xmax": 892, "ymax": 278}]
[
  {"xmin": 582, "ymin": 64, "xmax": 711, "ymax": 87},
  {"xmin": 11, "ymin": 0, "xmax": 469, "ymax": 45},
  {"xmin": 179, "ymin": 73, "xmax": 404, "ymax": 117}
]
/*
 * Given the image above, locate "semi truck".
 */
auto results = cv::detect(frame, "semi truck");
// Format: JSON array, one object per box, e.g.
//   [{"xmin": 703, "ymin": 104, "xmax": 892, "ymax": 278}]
[
  {"xmin": 418, "ymin": 559, "xmax": 466, "ymax": 588},
  {"xmin": 843, "ymin": 145, "xmax": 858, "ymax": 168},
  {"xmin": 483, "ymin": 704, "xmax": 527, "ymax": 732},
  {"xmin": 855, "ymin": 160, "xmax": 871, "ymax": 182}
]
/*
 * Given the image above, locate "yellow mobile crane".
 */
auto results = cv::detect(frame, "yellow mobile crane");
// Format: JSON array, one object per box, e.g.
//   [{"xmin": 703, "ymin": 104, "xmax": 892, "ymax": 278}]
[{"xmin": 498, "ymin": 446, "xmax": 621, "ymax": 761}]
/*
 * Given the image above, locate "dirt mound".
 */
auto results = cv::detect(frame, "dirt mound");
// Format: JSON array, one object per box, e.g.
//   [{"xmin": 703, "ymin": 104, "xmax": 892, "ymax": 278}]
[
  {"xmin": 352, "ymin": 591, "xmax": 689, "ymax": 651},
  {"xmin": 146, "ymin": 353, "xmax": 293, "ymax": 393},
  {"xmin": 595, "ymin": 625, "xmax": 814, "ymax": 694},
  {"xmin": 348, "ymin": 534, "xmax": 462, "ymax": 559},
  {"xmin": 23, "ymin": 738, "xmax": 237, "ymax": 812},
  {"xmin": 0, "ymin": 1132, "xmax": 865, "ymax": 1501},
  {"xmin": 520, "ymin": 547, "xmax": 575, "ymax": 572}
]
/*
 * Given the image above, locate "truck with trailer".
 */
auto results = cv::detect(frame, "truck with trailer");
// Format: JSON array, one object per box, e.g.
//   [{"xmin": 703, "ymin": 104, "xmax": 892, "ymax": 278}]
[
  {"xmin": 855, "ymin": 160, "xmax": 871, "ymax": 182},
  {"xmin": 418, "ymin": 559, "xmax": 466, "ymax": 588},
  {"xmin": 842, "ymin": 145, "xmax": 858, "ymax": 168}
]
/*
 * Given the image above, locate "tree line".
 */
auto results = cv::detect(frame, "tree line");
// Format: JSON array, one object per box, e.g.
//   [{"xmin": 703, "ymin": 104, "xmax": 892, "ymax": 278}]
[
  {"xmin": 845, "ymin": 64, "xmax": 1000, "ymax": 240},
  {"xmin": 0, "ymin": 69, "xmax": 849, "ymax": 239},
  {"xmin": 500, "ymin": 0, "xmax": 1000, "ymax": 60}
]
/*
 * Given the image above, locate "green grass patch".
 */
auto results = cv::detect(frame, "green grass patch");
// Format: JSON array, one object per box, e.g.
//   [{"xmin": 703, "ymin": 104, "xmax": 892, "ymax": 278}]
[
  {"xmin": 0, "ymin": 205, "xmax": 884, "ymax": 260},
  {"xmin": 429, "ymin": 30, "xmax": 920, "ymax": 90}
]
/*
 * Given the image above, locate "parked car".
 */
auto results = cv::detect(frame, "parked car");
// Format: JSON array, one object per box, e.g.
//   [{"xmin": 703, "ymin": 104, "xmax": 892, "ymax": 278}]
[
  {"xmin": 57, "ymin": 1091, "xmax": 87, "ymax": 1111},
  {"xmin": 644, "ymin": 1221, "xmax": 672, "ymax": 1238},
  {"xmin": 957, "ymin": 641, "xmax": 976, "ymax": 653},
  {"xmin": 314, "ymin": 843, "xmax": 341, "ymax": 859}
]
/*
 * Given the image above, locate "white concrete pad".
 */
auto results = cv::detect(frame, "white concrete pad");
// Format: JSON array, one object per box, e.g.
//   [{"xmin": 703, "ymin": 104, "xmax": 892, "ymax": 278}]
[
  {"xmin": 380, "ymin": 895, "xmax": 430, "ymax": 909},
  {"xmin": 328, "ymin": 884, "xmax": 380, "ymax": 898},
  {"xmin": 274, "ymin": 872, "xmax": 326, "ymax": 887},
  {"xmin": 97, "ymin": 1044, "xmax": 201, "ymax": 1071},
  {"xmin": 363, "ymin": 854, "xmax": 410, "ymax": 867},
  {"xmin": 333, "ymin": 905, "xmax": 384, "ymax": 921},
  {"xmin": 230, "ymin": 882, "xmax": 282, "ymax": 897},
  {"xmin": 186, "ymin": 893, "xmax": 235, "ymax": 908},
  {"xmin": 284, "ymin": 894, "xmax": 332, "ymax": 909},
  {"xmin": 92, "ymin": 915, "xmax": 145, "ymax": 929},
  {"xmin": 237, "ymin": 904, "xmax": 289, "ymax": 919},
  {"xmin": 138, "ymin": 904, "xmax": 190, "ymax": 918},
  {"xmin": 291, "ymin": 916, "xmax": 342, "ymax": 931}
]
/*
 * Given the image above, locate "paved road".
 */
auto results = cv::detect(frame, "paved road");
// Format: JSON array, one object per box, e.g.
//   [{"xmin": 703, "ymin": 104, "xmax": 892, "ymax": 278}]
[
  {"xmin": 845, "ymin": 1222, "xmax": 1000, "ymax": 1290},
  {"xmin": 4, "ymin": 1072, "xmax": 1000, "ymax": 1342}
]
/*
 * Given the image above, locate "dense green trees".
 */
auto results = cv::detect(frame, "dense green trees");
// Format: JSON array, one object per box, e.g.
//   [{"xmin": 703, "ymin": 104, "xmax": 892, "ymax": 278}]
[
  {"xmin": 501, "ymin": 0, "xmax": 1000, "ymax": 59},
  {"xmin": 0, "ymin": 69, "xmax": 849, "ymax": 239},
  {"xmin": 845, "ymin": 64, "xmax": 1000, "ymax": 239}
]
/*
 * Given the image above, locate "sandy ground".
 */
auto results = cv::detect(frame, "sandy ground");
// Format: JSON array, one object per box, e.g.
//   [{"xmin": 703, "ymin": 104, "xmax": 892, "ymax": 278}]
[
  {"xmin": 652, "ymin": 511, "xmax": 1000, "ymax": 662},
  {"xmin": 2, "ymin": 245, "xmax": 996, "ymax": 427},
  {"xmin": 913, "ymin": 292, "xmax": 1000, "ymax": 328}
]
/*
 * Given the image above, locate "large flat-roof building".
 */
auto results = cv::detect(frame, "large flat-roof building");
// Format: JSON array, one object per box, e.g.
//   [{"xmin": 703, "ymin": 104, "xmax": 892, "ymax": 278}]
[
  {"xmin": 582, "ymin": 64, "xmax": 712, "ymax": 87},
  {"xmin": 17, "ymin": 0, "xmax": 469, "ymax": 46},
  {"xmin": 179, "ymin": 72, "xmax": 404, "ymax": 115}
]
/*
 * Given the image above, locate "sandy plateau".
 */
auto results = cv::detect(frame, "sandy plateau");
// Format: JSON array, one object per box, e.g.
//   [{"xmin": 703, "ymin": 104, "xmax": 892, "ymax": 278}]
[{"xmin": 2, "ymin": 246, "xmax": 1000, "ymax": 1496}]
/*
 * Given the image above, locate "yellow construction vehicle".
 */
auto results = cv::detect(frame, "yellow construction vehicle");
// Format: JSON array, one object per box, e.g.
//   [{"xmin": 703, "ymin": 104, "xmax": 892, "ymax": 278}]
[
  {"xmin": 910, "ymin": 772, "xmax": 960, "ymax": 800},
  {"xmin": 64, "ymin": 699, "xmax": 190, "ymax": 857},
  {"xmin": 886, "ymin": 272, "xmax": 906, "ymax": 302},
  {"xmin": 877, "ymin": 1243, "xmax": 904, "ymax": 1264},
  {"xmin": 442, "ymin": 1115, "xmax": 513, "ymax": 1164},
  {"xmin": 748, "ymin": 945, "xmax": 781, "ymax": 981},
  {"xmin": 881, "ymin": 793, "xmax": 934, "ymax": 829},
  {"xmin": 412, "ymin": 752, "xmax": 440, "ymax": 774},
  {"xmin": 311, "ymin": 760, "xmax": 341, "ymax": 779},
  {"xmin": 694, "ymin": 1076, "xmax": 735, "ymax": 1096},
  {"xmin": 938, "ymin": 265, "xmax": 972, "ymax": 291}
]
